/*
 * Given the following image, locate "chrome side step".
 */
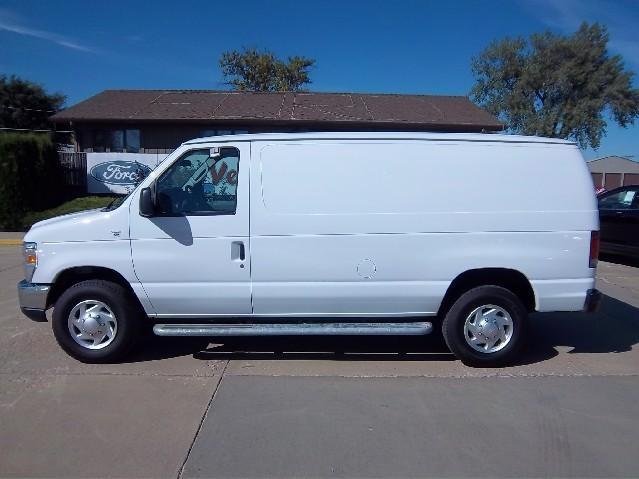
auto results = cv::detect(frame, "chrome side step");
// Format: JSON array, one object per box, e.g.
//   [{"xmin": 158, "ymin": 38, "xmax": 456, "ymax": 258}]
[{"xmin": 153, "ymin": 322, "xmax": 433, "ymax": 337}]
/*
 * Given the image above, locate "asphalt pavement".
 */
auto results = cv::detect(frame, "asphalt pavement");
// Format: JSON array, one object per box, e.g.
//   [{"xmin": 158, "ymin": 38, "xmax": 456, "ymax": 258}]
[{"xmin": 0, "ymin": 244, "xmax": 637, "ymax": 478}]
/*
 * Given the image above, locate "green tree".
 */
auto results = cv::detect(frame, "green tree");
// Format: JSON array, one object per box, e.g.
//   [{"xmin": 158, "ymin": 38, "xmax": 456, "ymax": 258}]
[
  {"xmin": 470, "ymin": 23, "xmax": 639, "ymax": 149},
  {"xmin": 220, "ymin": 48, "xmax": 315, "ymax": 92},
  {"xmin": 0, "ymin": 75, "xmax": 66, "ymax": 131}
]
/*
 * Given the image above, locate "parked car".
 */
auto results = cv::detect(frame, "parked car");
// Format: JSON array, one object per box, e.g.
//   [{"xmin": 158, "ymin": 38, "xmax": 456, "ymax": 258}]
[
  {"xmin": 18, "ymin": 132, "xmax": 601, "ymax": 366},
  {"xmin": 598, "ymin": 185, "xmax": 639, "ymax": 258}
]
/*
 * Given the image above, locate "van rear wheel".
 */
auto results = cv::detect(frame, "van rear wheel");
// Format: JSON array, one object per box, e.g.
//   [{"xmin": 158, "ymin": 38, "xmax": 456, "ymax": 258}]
[
  {"xmin": 442, "ymin": 286, "xmax": 526, "ymax": 367},
  {"xmin": 52, "ymin": 280, "xmax": 140, "ymax": 363}
]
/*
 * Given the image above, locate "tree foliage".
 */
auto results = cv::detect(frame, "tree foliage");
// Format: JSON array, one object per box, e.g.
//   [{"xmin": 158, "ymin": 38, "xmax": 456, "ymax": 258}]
[
  {"xmin": 0, "ymin": 133, "xmax": 65, "ymax": 229},
  {"xmin": 471, "ymin": 23, "xmax": 639, "ymax": 149},
  {"xmin": 0, "ymin": 75, "xmax": 66, "ymax": 131},
  {"xmin": 220, "ymin": 48, "xmax": 315, "ymax": 92}
]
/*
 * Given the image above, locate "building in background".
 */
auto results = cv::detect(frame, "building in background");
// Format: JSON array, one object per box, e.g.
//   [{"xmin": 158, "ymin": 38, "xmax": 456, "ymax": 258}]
[
  {"xmin": 51, "ymin": 89, "xmax": 503, "ymax": 152},
  {"xmin": 587, "ymin": 156, "xmax": 639, "ymax": 191},
  {"xmin": 50, "ymin": 89, "xmax": 503, "ymax": 193}
]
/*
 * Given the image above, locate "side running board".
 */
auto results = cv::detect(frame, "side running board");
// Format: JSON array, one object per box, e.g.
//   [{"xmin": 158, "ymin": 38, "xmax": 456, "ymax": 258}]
[{"xmin": 153, "ymin": 322, "xmax": 433, "ymax": 337}]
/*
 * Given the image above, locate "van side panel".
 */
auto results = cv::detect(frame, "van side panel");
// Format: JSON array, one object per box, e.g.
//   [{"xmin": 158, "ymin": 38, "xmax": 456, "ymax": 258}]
[{"xmin": 249, "ymin": 140, "xmax": 597, "ymax": 316}]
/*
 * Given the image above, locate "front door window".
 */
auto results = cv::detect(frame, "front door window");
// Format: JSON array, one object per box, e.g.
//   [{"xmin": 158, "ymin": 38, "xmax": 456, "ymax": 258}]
[{"xmin": 156, "ymin": 147, "xmax": 240, "ymax": 215}]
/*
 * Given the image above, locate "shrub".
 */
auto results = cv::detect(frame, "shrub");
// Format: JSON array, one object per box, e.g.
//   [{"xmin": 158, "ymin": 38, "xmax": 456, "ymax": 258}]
[{"xmin": 0, "ymin": 133, "xmax": 64, "ymax": 229}]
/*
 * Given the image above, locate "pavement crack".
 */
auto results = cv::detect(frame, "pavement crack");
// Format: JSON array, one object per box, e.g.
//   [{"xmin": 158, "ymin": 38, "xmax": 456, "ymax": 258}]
[{"xmin": 177, "ymin": 359, "xmax": 229, "ymax": 479}]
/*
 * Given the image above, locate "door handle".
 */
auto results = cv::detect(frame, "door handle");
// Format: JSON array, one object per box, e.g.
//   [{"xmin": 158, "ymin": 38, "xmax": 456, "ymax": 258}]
[{"xmin": 231, "ymin": 241, "xmax": 245, "ymax": 262}]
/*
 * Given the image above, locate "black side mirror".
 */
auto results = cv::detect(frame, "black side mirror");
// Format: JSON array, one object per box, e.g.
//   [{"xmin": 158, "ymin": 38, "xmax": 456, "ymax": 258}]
[{"xmin": 139, "ymin": 187, "xmax": 155, "ymax": 217}]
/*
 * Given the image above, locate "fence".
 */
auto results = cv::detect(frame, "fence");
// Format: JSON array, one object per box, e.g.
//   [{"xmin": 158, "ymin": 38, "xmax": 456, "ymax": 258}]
[{"xmin": 58, "ymin": 152, "xmax": 87, "ymax": 196}]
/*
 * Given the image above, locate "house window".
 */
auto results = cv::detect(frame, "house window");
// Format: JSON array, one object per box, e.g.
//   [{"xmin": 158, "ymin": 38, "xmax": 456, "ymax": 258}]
[
  {"xmin": 93, "ymin": 130, "xmax": 107, "ymax": 152},
  {"xmin": 111, "ymin": 130, "xmax": 124, "ymax": 151},
  {"xmin": 92, "ymin": 128, "xmax": 141, "ymax": 152},
  {"xmin": 126, "ymin": 129, "xmax": 140, "ymax": 152}
]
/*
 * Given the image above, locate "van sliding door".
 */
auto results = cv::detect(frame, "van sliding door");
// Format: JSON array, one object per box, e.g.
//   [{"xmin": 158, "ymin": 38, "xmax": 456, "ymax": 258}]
[{"xmin": 248, "ymin": 141, "xmax": 439, "ymax": 317}]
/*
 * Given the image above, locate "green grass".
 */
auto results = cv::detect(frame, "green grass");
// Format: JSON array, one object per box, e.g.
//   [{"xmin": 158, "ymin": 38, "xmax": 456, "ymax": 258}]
[{"xmin": 22, "ymin": 196, "xmax": 118, "ymax": 229}]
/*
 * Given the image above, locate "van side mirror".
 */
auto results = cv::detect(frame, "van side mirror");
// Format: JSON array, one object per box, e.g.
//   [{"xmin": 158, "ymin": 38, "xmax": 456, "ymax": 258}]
[{"xmin": 139, "ymin": 187, "xmax": 155, "ymax": 217}]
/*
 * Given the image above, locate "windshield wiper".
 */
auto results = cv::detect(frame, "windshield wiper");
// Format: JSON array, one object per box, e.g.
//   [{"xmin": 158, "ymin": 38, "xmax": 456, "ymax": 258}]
[{"xmin": 103, "ymin": 193, "xmax": 129, "ymax": 212}]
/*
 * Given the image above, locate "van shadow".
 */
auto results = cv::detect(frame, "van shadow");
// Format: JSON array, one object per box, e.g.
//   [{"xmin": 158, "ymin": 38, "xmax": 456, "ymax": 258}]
[
  {"xmin": 600, "ymin": 253, "xmax": 639, "ymax": 268},
  {"xmin": 525, "ymin": 294, "xmax": 639, "ymax": 359},
  {"xmin": 128, "ymin": 330, "xmax": 456, "ymax": 363},
  {"xmin": 150, "ymin": 216, "xmax": 193, "ymax": 246},
  {"xmin": 126, "ymin": 294, "xmax": 639, "ymax": 366}
]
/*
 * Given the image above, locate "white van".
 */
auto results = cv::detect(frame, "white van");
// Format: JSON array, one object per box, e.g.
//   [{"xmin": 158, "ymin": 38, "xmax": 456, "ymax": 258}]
[{"xmin": 18, "ymin": 132, "xmax": 601, "ymax": 366}]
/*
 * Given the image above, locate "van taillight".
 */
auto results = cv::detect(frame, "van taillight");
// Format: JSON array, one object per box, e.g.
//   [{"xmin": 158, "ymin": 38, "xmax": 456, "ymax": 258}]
[{"xmin": 590, "ymin": 231, "xmax": 600, "ymax": 268}]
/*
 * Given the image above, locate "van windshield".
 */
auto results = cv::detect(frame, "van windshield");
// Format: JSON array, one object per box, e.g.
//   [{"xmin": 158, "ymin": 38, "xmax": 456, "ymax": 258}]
[{"xmin": 103, "ymin": 191, "xmax": 131, "ymax": 212}]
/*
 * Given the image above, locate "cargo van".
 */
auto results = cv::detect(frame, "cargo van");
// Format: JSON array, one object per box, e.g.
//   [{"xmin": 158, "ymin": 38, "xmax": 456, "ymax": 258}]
[{"xmin": 18, "ymin": 132, "xmax": 601, "ymax": 366}]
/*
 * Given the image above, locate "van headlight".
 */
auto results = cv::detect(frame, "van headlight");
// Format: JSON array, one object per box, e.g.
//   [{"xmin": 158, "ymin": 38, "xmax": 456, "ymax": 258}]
[{"xmin": 23, "ymin": 242, "xmax": 37, "ymax": 282}]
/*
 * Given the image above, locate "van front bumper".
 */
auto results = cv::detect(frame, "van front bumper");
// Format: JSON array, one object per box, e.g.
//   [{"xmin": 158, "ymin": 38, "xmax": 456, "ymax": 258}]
[{"xmin": 17, "ymin": 280, "xmax": 50, "ymax": 322}]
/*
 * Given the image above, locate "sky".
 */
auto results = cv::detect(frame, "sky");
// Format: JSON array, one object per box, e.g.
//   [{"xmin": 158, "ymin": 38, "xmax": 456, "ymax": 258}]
[{"xmin": 1, "ymin": 0, "xmax": 638, "ymax": 159}]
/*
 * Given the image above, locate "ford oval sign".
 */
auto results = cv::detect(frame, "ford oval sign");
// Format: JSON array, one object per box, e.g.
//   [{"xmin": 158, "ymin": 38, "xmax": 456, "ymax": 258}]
[{"xmin": 89, "ymin": 161, "xmax": 152, "ymax": 185}]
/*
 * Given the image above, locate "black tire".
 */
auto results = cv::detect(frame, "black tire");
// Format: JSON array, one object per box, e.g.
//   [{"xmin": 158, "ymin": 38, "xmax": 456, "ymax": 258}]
[
  {"xmin": 52, "ymin": 280, "xmax": 140, "ymax": 363},
  {"xmin": 442, "ymin": 285, "xmax": 526, "ymax": 367}
]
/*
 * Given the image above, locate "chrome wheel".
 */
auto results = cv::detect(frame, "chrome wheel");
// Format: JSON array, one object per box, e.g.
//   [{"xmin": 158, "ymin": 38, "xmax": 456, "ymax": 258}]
[
  {"xmin": 67, "ymin": 300, "xmax": 118, "ymax": 350},
  {"xmin": 463, "ymin": 304, "xmax": 513, "ymax": 354}
]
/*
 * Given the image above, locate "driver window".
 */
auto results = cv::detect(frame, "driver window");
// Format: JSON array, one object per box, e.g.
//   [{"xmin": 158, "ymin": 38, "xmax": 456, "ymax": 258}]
[{"xmin": 156, "ymin": 147, "xmax": 240, "ymax": 215}]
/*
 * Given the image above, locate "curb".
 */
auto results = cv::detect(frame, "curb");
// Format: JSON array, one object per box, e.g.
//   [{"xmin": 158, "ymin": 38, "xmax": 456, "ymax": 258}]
[{"xmin": 0, "ymin": 239, "xmax": 22, "ymax": 246}]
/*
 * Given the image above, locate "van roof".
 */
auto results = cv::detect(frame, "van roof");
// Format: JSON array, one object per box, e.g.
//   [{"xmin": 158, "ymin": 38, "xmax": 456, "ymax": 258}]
[{"xmin": 183, "ymin": 131, "xmax": 576, "ymax": 146}]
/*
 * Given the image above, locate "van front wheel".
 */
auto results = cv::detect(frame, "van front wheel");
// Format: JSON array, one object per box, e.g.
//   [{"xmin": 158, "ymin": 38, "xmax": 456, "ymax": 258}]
[
  {"xmin": 442, "ymin": 286, "xmax": 526, "ymax": 367},
  {"xmin": 52, "ymin": 280, "xmax": 140, "ymax": 363}
]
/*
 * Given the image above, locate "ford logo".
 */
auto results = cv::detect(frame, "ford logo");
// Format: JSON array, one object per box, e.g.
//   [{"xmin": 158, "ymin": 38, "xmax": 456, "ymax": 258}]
[{"xmin": 90, "ymin": 161, "xmax": 152, "ymax": 185}]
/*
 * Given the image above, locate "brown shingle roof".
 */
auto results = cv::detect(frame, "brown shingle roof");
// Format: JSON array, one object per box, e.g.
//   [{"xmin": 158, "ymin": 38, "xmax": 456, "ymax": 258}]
[{"xmin": 51, "ymin": 90, "xmax": 502, "ymax": 131}]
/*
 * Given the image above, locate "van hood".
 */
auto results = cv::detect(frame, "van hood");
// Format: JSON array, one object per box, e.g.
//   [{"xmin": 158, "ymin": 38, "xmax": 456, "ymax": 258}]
[
  {"xmin": 30, "ymin": 208, "xmax": 104, "ymax": 230},
  {"xmin": 25, "ymin": 206, "xmax": 130, "ymax": 244}
]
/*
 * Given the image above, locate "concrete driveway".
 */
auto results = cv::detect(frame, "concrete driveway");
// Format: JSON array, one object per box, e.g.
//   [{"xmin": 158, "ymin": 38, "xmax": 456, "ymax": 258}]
[{"xmin": 0, "ymin": 245, "xmax": 638, "ymax": 478}]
